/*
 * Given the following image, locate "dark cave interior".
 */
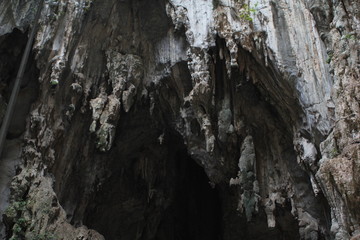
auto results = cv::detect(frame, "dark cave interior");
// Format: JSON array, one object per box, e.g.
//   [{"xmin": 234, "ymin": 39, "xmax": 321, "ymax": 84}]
[
  {"xmin": 155, "ymin": 152, "xmax": 222, "ymax": 240},
  {"xmin": 57, "ymin": 102, "xmax": 304, "ymax": 240},
  {"xmin": 0, "ymin": 28, "xmax": 39, "ymax": 139},
  {"xmin": 78, "ymin": 118, "xmax": 223, "ymax": 240}
]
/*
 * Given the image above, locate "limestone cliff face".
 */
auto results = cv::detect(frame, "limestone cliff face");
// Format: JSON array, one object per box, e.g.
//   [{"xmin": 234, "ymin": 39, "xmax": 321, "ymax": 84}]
[{"xmin": 0, "ymin": 0, "xmax": 359, "ymax": 239}]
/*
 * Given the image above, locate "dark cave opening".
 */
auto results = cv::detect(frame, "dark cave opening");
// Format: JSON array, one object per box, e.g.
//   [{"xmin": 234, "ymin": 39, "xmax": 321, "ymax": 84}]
[
  {"xmin": 0, "ymin": 28, "xmax": 40, "ymax": 139},
  {"xmin": 82, "ymin": 142, "xmax": 222, "ymax": 240},
  {"xmin": 155, "ymin": 151, "xmax": 222, "ymax": 240},
  {"xmin": 76, "ymin": 106, "xmax": 222, "ymax": 240}
]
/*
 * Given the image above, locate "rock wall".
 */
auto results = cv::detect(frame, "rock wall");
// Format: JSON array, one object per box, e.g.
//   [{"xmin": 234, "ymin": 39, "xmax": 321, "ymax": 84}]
[{"xmin": 0, "ymin": 0, "xmax": 359, "ymax": 239}]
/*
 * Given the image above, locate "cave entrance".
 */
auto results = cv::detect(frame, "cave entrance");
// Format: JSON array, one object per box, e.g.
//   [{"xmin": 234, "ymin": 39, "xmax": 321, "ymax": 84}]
[
  {"xmin": 155, "ymin": 151, "xmax": 222, "ymax": 240},
  {"xmin": 0, "ymin": 28, "xmax": 39, "ymax": 139},
  {"xmin": 79, "ymin": 117, "xmax": 222, "ymax": 240}
]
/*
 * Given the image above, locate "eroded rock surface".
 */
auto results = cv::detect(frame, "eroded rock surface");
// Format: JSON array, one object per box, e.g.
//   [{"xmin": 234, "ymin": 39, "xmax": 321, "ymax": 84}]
[{"xmin": 0, "ymin": 0, "xmax": 359, "ymax": 239}]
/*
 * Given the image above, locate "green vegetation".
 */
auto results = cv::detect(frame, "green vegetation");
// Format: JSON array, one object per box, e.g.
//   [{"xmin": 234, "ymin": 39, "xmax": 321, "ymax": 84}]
[
  {"xmin": 50, "ymin": 79, "xmax": 59, "ymax": 87},
  {"xmin": 344, "ymin": 34, "xmax": 355, "ymax": 40},
  {"xmin": 212, "ymin": 0, "xmax": 259, "ymax": 20},
  {"xmin": 239, "ymin": 3, "xmax": 258, "ymax": 21},
  {"xmin": 5, "ymin": 200, "xmax": 28, "ymax": 218},
  {"xmin": 329, "ymin": 148, "xmax": 339, "ymax": 158},
  {"xmin": 9, "ymin": 219, "xmax": 27, "ymax": 240},
  {"xmin": 5, "ymin": 200, "xmax": 29, "ymax": 240},
  {"xmin": 30, "ymin": 232, "xmax": 56, "ymax": 240},
  {"xmin": 326, "ymin": 52, "xmax": 333, "ymax": 64},
  {"xmin": 13, "ymin": 201, "xmax": 28, "ymax": 211},
  {"xmin": 5, "ymin": 199, "xmax": 57, "ymax": 240},
  {"xmin": 17, "ymin": 218, "xmax": 28, "ymax": 227}
]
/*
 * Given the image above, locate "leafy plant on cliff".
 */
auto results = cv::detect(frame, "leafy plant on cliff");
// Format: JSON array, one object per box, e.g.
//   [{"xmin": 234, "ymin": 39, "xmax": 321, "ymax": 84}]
[
  {"xmin": 5, "ymin": 200, "xmax": 30, "ymax": 240},
  {"xmin": 326, "ymin": 52, "xmax": 333, "ymax": 64},
  {"xmin": 5, "ymin": 200, "xmax": 28, "ymax": 219},
  {"xmin": 344, "ymin": 33, "xmax": 355, "ymax": 40},
  {"xmin": 239, "ymin": 3, "xmax": 258, "ymax": 21},
  {"xmin": 329, "ymin": 148, "xmax": 339, "ymax": 158},
  {"xmin": 9, "ymin": 219, "xmax": 28, "ymax": 240}
]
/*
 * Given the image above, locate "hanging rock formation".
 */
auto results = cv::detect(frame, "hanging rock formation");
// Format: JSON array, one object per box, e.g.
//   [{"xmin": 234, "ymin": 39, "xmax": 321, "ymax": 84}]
[{"xmin": 0, "ymin": 0, "xmax": 359, "ymax": 239}]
